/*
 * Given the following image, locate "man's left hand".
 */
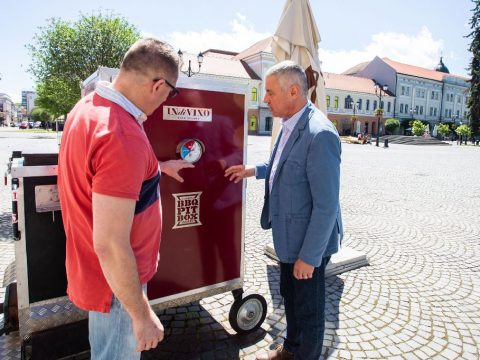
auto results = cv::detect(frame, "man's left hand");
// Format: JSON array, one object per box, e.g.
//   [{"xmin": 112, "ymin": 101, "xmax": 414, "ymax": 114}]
[
  {"xmin": 159, "ymin": 160, "xmax": 194, "ymax": 183},
  {"xmin": 293, "ymin": 258, "xmax": 314, "ymax": 280}
]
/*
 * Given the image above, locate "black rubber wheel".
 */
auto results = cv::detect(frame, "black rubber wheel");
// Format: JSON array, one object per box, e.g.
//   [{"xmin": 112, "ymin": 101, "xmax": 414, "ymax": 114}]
[{"xmin": 228, "ymin": 293, "xmax": 267, "ymax": 334}]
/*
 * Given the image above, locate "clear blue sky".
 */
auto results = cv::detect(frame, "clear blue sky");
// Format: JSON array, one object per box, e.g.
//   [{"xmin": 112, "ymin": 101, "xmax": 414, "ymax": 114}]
[{"xmin": 0, "ymin": 0, "xmax": 474, "ymax": 103}]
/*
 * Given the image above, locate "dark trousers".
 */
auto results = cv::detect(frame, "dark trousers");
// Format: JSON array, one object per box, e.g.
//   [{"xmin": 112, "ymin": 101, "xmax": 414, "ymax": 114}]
[{"xmin": 280, "ymin": 257, "xmax": 330, "ymax": 360}]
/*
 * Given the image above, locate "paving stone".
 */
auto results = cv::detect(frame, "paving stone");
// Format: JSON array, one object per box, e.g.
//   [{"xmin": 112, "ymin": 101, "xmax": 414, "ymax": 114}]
[{"xmin": 2, "ymin": 135, "xmax": 480, "ymax": 359}]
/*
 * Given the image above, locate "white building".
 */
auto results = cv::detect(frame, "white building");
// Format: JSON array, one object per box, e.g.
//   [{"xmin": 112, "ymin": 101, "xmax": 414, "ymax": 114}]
[
  {"xmin": 22, "ymin": 90, "xmax": 37, "ymax": 116},
  {"xmin": 0, "ymin": 93, "xmax": 16, "ymax": 126},
  {"xmin": 346, "ymin": 56, "xmax": 470, "ymax": 132}
]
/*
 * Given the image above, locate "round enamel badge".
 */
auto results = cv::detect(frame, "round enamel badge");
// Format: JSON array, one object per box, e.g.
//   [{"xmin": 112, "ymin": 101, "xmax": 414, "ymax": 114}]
[{"xmin": 177, "ymin": 139, "xmax": 204, "ymax": 163}]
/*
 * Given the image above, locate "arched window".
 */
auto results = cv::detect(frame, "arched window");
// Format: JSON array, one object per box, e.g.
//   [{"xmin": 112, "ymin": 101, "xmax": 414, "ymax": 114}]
[
  {"xmin": 251, "ymin": 87, "xmax": 258, "ymax": 102},
  {"xmin": 373, "ymin": 100, "xmax": 378, "ymax": 110},
  {"xmin": 334, "ymin": 96, "xmax": 339, "ymax": 109},
  {"xmin": 326, "ymin": 95, "xmax": 330, "ymax": 108},
  {"xmin": 344, "ymin": 95, "xmax": 353, "ymax": 109},
  {"xmin": 357, "ymin": 99, "xmax": 362, "ymax": 110}
]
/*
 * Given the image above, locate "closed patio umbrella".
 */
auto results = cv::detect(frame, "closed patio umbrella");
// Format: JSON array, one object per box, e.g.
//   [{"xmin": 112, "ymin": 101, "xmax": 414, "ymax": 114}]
[{"xmin": 270, "ymin": 0, "xmax": 327, "ymax": 147}]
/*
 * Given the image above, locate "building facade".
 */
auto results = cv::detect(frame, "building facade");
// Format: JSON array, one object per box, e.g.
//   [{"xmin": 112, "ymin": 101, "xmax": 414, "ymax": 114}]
[
  {"xmin": 347, "ymin": 56, "xmax": 470, "ymax": 133},
  {"xmin": 0, "ymin": 93, "xmax": 17, "ymax": 126},
  {"xmin": 21, "ymin": 90, "xmax": 37, "ymax": 117}
]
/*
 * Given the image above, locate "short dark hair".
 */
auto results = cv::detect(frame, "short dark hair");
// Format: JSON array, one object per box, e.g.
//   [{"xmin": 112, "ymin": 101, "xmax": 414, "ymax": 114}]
[
  {"xmin": 121, "ymin": 37, "xmax": 180, "ymax": 80},
  {"xmin": 265, "ymin": 60, "xmax": 308, "ymax": 97}
]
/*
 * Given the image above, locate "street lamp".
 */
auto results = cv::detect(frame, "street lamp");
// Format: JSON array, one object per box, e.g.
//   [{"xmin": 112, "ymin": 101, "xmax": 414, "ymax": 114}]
[
  {"xmin": 409, "ymin": 107, "xmax": 417, "ymax": 119},
  {"xmin": 350, "ymin": 100, "xmax": 359, "ymax": 135},
  {"xmin": 374, "ymin": 83, "xmax": 388, "ymax": 147},
  {"xmin": 177, "ymin": 50, "xmax": 204, "ymax": 77}
]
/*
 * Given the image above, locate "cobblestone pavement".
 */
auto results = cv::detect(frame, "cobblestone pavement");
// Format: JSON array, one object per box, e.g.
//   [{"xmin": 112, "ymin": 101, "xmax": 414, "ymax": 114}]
[{"xmin": 1, "ymin": 131, "xmax": 480, "ymax": 359}]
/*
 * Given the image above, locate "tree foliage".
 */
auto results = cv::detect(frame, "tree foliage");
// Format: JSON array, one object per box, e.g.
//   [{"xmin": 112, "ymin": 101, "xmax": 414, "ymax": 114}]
[
  {"xmin": 30, "ymin": 108, "xmax": 52, "ymax": 123},
  {"xmin": 437, "ymin": 123, "xmax": 451, "ymax": 138},
  {"xmin": 467, "ymin": 0, "xmax": 480, "ymax": 136},
  {"xmin": 385, "ymin": 118, "xmax": 400, "ymax": 134},
  {"xmin": 412, "ymin": 120, "xmax": 427, "ymax": 136},
  {"xmin": 27, "ymin": 12, "xmax": 140, "ymax": 117},
  {"xmin": 455, "ymin": 124, "xmax": 472, "ymax": 138}
]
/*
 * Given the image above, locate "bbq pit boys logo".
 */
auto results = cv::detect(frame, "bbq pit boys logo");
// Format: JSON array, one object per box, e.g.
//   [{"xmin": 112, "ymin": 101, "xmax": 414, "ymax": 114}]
[{"xmin": 172, "ymin": 192, "xmax": 202, "ymax": 229}]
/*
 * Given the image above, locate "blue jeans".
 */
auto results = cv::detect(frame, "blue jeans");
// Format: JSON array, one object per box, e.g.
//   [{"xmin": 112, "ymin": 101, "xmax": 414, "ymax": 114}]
[
  {"xmin": 280, "ymin": 257, "xmax": 330, "ymax": 360},
  {"xmin": 89, "ymin": 288, "xmax": 146, "ymax": 360}
]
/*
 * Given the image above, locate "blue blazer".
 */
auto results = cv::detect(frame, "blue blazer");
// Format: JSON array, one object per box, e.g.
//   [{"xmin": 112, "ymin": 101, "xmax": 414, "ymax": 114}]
[{"xmin": 256, "ymin": 103, "xmax": 343, "ymax": 267}]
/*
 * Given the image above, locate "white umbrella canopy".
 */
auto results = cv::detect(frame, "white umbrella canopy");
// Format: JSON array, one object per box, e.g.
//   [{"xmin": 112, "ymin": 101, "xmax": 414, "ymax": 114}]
[{"xmin": 269, "ymin": 0, "xmax": 327, "ymax": 147}]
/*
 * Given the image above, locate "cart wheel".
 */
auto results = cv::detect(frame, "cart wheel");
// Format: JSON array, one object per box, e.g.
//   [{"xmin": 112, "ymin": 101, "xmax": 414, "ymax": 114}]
[{"xmin": 228, "ymin": 294, "xmax": 267, "ymax": 334}]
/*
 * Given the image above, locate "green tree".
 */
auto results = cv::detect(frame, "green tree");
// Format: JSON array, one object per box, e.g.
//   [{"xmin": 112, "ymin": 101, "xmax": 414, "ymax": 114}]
[
  {"xmin": 412, "ymin": 120, "xmax": 427, "ymax": 136},
  {"xmin": 30, "ymin": 108, "xmax": 52, "ymax": 123},
  {"xmin": 28, "ymin": 12, "xmax": 140, "ymax": 117},
  {"xmin": 456, "ymin": 124, "xmax": 472, "ymax": 138},
  {"xmin": 467, "ymin": 0, "xmax": 480, "ymax": 137},
  {"xmin": 437, "ymin": 123, "xmax": 451, "ymax": 139},
  {"xmin": 385, "ymin": 118, "xmax": 400, "ymax": 135}
]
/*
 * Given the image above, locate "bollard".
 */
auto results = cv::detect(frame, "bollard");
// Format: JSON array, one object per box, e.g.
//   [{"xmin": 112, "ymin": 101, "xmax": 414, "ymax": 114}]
[{"xmin": 384, "ymin": 138, "xmax": 389, "ymax": 148}]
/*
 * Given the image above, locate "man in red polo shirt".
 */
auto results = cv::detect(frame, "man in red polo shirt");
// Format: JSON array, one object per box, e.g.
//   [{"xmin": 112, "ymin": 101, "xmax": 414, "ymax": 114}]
[{"xmin": 58, "ymin": 37, "xmax": 192, "ymax": 359}]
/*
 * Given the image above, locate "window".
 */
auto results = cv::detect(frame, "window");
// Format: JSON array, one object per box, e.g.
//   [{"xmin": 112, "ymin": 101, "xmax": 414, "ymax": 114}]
[
  {"xmin": 415, "ymin": 89, "xmax": 425, "ymax": 98},
  {"xmin": 357, "ymin": 99, "xmax": 362, "ymax": 110},
  {"xmin": 251, "ymin": 87, "xmax": 257, "ymax": 102},
  {"xmin": 405, "ymin": 104, "xmax": 409, "ymax": 114},
  {"xmin": 406, "ymin": 87, "xmax": 410, "ymax": 96},
  {"xmin": 401, "ymin": 86, "xmax": 405, "ymax": 95},
  {"xmin": 345, "ymin": 95, "xmax": 353, "ymax": 109},
  {"xmin": 387, "ymin": 102, "xmax": 391, "ymax": 112},
  {"xmin": 400, "ymin": 104, "xmax": 404, "ymax": 113},
  {"xmin": 445, "ymin": 109, "xmax": 448, "ymax": 117},
  {"xmin": 434, "ymin": 108, "xmax": 437, "ymax": 116},
  {"xmin": 419, "ymin": 106, "xmax": 423, "ymax": 115},
  {"xmin": 373, "ymin": 100, "xmax": 377, "ymax": 110},
  {"xmin": 458, "ymin": 96, "xmax": 462, "ymax": 104},
  {"xmin": 366, "ymin": 99, "xmax": 370, "ymax": 111},
  {"xmin": 429, "ymin": 107, "xmax": 433, "ymax": 116},
  {"xmin": 431, "ymin": 91, "xmax": 434, "ymax": 100},
  {"xmin": 326, "ymin": 95, "xmax": 330, "ymax": 108},
  {"xmin": 380, "ymin": 100, "xmax": 384, "ymax": 109},
  {"xmin": 334, "ymin": 96, "xmax": 339, "ymax": 109},
  {"xmin": 265, "ymin": 116, "xmax": 273, "ymax": 132},
  {"xmin": 457, "ymin": 110, "xmax": 460, "ymax": 117}
]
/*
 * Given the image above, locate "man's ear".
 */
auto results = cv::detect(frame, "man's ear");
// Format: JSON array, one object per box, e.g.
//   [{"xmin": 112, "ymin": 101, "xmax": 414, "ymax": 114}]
[
  {"xmin": 289, "ymin": 84, "xmax": 299, "ymax": 98},
  {"xmin": 151, "ymin": 78, "xmax": 163, "ymax": 94}
]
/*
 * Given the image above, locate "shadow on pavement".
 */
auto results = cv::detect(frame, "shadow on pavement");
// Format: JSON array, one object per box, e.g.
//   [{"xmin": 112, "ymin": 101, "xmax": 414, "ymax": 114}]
[{"xmin": 142, "ymin": 301, "xmax": 267, "ymax": 360}]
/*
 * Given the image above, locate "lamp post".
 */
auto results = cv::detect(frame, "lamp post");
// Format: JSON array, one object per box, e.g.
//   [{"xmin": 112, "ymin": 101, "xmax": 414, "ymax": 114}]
[
  {"xmin": 374, "ymin": 83, "xmax": 388, "ymax": 147},
  {"xmin": 350, "ymin": 100, "xmax": 359, "ymax": 135},
  {"xmin": 409, "ymin": 107, "xmax": 417, "ymax": 120},
  {"xmin": 177, "ymin": 50, "xmax": 204, "ymax": 77}
]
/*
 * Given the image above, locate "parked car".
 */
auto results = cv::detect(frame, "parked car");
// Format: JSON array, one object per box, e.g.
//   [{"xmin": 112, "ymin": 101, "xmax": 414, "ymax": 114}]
[
  {"xmin": 19, "ymin": 121, "xmax": 29, "ymax": 129},
  {"xmin": 34, "ymin": 121, "xmax": 42, "ymax": 128}
]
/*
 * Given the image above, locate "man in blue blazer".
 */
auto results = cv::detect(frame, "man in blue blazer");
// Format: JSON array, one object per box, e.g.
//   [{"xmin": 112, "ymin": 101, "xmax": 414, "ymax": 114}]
[{"xmin": 225, "ymin": 60, "xmax": 343, "ymax": 360}]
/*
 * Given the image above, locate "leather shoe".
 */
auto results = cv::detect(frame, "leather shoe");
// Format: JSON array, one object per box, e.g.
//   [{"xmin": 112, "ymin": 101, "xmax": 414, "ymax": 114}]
[{"xmin": 256, "ymin": 344, "xmax": 294, "ymax": 360}]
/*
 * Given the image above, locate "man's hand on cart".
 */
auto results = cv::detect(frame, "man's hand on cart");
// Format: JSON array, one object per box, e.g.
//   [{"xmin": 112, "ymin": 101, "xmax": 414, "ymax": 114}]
[
  {"xmin": 132, "ymin": 305, "xmax": 165, "ymax": 352},
  {"xmin": 159, "ymin": 159, "xmax": 195, "ymax": 183},
  {"xmin": 224, "ymin": 164, "xmax": 255, "ymax": 183}
]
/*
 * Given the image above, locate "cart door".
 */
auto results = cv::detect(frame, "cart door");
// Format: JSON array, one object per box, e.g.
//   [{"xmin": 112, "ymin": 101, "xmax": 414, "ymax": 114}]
[{"xmin": 144, "ymin": 87, "xmax": 245, "ymax": 300}]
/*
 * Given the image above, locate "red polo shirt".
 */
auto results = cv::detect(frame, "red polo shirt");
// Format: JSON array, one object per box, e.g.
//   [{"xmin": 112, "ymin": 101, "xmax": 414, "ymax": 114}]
[{"xmin": 58, "ymin": 92, "xmax": 162, "ymax": 313}]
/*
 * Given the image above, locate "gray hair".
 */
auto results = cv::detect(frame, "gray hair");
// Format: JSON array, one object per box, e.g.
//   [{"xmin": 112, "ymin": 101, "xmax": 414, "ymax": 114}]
[
  {"xmin": 121, "ymin": 37, "xmax": 180, "ymax": 81},
  {"xmin": 265, "ymin": 60, "xmax": 308, "ymax": 97}
]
